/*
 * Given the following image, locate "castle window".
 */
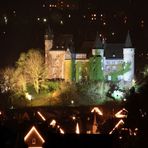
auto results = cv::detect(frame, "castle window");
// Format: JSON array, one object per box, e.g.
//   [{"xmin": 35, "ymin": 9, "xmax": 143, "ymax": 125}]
[
  {"xmin": 106, "ymin": 61, "xmax": 109, "ymax": 65},
  {"xmin": 112, "ymin": 61, "xmax": 115, "ymax": 64},
  {"xmin": 108, "ymin": 76, "xmax": 111, "ymax": 81},
  {"xmin": 118, "ymin": 75, "xmax": 123, "ymax": 81},
  {"xmin": 112, "ymin": 66, "xmax": 116, "ymax": 71}
]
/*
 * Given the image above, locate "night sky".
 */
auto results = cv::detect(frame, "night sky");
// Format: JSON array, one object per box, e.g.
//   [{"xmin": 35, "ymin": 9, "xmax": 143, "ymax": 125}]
[{"xmin": 0, "ymin": 0, "xmax": 148, "ymax": 71}]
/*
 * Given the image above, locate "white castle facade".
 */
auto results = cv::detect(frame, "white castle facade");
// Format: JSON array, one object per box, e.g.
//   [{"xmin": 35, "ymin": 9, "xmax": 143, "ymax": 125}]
[{"xmin": 44, "ymin": 29, "xmax": 135, "ymax": 86}]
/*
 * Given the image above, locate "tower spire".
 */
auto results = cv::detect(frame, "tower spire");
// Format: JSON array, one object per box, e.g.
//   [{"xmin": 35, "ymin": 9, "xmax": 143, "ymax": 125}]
[
  {"xmin": 93, "ymin": 32, "xmax": 103, "ymax": 49},
  {"xmin": 44, "ymin": 25, "xmax": 54, "ymax": 52},
  {"xmin": 45, "ymin": 25, "xmax": 54, "ymax": 40},
  {"xmin": 125, "ymin": 30, "xmax": 132, "ymax": 48}
]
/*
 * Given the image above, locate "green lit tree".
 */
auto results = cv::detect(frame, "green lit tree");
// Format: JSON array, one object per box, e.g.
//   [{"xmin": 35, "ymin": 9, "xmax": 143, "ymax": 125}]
[
  {"xmin": 75, "ymin": 61, "xmax": 89, "ymax": 82},
  {"xmin": 89, "ymin": 55, "xmax": 104, "ymax": 81},
  {"xmin": 81, "ymin": 62, "xmax": 89, "ymax": 81},
  {"xmin": 143, "ymin": 65, "xmax": 148, "ymax": 77},
  {"xmin": 75, "ymin": 61, "xmax": 82, "ymax": 82},
  {"xmin": 71, "ymin": 59, "xmax": 75, "ymax": 81},
  {"xmin": 109, "ymin": 62, "xmax": 131, "ymax": 82},
  {"xmin": 76, "ymin": 81, "xmax": 110, "ymax": 104}
]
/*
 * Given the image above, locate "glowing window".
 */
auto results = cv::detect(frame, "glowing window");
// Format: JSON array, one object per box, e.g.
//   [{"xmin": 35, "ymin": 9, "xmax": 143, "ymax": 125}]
[
  {"xmin": 32, "ymin": 138, "xmax": 36, "ymax": 144},
  {"xmin": 108, "ymin": 75, "xmax": 111, "ymax": 81}
]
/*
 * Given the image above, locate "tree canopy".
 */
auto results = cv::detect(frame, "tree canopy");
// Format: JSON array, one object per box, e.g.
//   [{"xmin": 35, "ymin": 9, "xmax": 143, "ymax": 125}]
[
  {"xmin": 16, "ymin": 49, "xmax": 48, "ymax": 94},
  {"xmin": 0, "ymin": 49, "xmax": 48, "ymax": 97}
]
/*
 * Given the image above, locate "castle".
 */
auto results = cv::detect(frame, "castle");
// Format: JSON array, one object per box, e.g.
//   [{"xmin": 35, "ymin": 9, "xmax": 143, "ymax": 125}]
[{"xmin": 44, "ymin": 28, "xmax": 135, "ymax": 86}]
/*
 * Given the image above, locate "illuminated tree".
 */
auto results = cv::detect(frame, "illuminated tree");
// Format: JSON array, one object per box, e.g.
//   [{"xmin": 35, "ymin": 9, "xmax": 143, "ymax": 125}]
[
  {"xmin": 77, "ymin": 81, "xmax": 110, "ymax": 104},
  {"xmin": 75, "ymin": 61, "xmax": 82, "ymax": 82},
  {"xmin": 109, "ymin": 62, "xmax": 131, "ymax": 82},
  {"xmin": 0, "ymin": 67, "xmax": 15, "ymax": 93},
  {"xmin": 143, "ymin": 65, "xmax": 148, "ymax": 77},
  {"xmin": 14, "ymin": 69, "xmax": 27, "ymax": 95},
  {"xmin": 16, "ymin": 49, "xmax": 48, "ymax": 94},
  {"xmin": 71, "ymin": 59, "xmax": 75, "ymax": 81},
  {"xmin": 81, "ymin": 62, "xmax": 89, "ymax": 81},
  {"xmin": 89, "ymin": 55, "xmax": 104, "ymax": 81},
  {"xmin": 75, "ymin": 61, "xmax": 89, "ymax": 82},
  {"xmin": 0, "ymin": 67, "xmax": 27, "ymax": 96}
]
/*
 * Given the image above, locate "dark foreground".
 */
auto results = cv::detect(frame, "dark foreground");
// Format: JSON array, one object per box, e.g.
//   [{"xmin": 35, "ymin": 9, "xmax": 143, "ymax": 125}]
[{"xmin": 0, "ymin": 106, "xmax": 147, "ymax": 147}]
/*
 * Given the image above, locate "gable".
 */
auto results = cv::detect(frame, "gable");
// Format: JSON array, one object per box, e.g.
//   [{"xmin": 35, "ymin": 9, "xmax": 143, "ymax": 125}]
[{"xmin": 24, "ymin": 126, "xmax": 45, "ymax": 147}]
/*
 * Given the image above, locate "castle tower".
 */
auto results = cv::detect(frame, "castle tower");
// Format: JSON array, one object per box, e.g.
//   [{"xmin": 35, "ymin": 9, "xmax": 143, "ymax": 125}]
[
  {"xmin": 89, "ymin": 33, "xmax": 104, "ymax": 81},
  {"xmin": 92, "ymin": 32, "xmax": 104, "ymax": 71},
  {"xmin": 64, "ymin": 39, "xmax": 76, "ymax": 82},
  {"xmin": 44, "ymin": 26, "xmax": 54, "ymax": 64},
  {"xmin": 123, "ymin": 31, "xmax": 135, "ymax": 82},
  {"xmin": 92, "ymin": 32, "xmax": 104, "ymax": 57}
]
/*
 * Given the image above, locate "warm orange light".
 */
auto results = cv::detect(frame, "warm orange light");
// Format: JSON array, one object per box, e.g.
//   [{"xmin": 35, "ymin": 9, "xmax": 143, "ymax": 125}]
[
  {"xmin": 28, "ymin": 147, "xmax": 43, "ymax": 148},
  {"xmin": 109, "ymin": 119, "xmax": 124, "ymax": 134},
  {"xmin": 76, "ymin": 123, "xmax": 80, "ymax": 134},
  {"xmin": 135, "ymin": 128, "xmax": 138, "ymax": 131},
  {"xmin": 50, "ymin": 119, "xmax": 56, "ymax": 127},
  {"xmin": 115, "ymin": 119, "xmax": 124, "ymax": 128},
  {"xmin": 115, "ymin": 108, "xmax": 128, "ymax": 118},
  {"xmin": 91, "ymin": 107, "xmax": 103, "ymax": 116},
  {"xmin": 37, "ymin": 111, "xmax": 46, "ymax": 121},
  {"xmin": 72, "ymin": 116, "xmax": 76, "ymax": 120},
  {"xmin": 24, "ymin": 126, "xmax": 45, "ymax": 143},
  {"xmin": 59, "ymin": 128, "xmax": 65, "ymax": 134}
]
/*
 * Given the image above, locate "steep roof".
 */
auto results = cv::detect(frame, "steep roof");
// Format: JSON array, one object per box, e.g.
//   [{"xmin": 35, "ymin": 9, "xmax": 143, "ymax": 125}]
[
  {"xmin": 24, "ymin": 126, "xmax": 45, "ymax": 144},
  {"xmin": 45, "ymin": 25, "xmax": 54, "ymax": 40},
  {"xmin": 52, "ymin": 34, "xmax": 74, "ymax": 51},
  {"xmin": 93, "ymin": 33, "xmax": 103, "ymax": 49},
  {"xmin": 125, "ymin": 31, "xmax": 132, "ymax": 48},
  {"xmin": 79, "ymin": 41, "xmax": 94, "ymax": 57}
]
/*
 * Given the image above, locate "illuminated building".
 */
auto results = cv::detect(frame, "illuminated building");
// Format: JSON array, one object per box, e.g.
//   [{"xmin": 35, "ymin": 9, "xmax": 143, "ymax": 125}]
[
  {"xmin": 45, "ymin": 27, "xmax": 135, "ymax": 86},
  {"xmin": 24, "ymin": 126, "xmax": 45, "ymax": 148}
]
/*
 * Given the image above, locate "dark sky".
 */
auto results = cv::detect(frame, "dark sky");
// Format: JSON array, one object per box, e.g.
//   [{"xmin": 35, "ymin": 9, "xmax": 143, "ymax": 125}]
[{"xmin": 0, "ymin": 0, "xmax": 147, "ymax": 69}]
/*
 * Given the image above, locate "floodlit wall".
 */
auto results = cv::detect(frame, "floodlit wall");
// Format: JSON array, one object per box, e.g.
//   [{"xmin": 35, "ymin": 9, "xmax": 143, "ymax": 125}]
[
  {"xmin": 64, "ymin": 60, "xmax": 72, "ymax": 82},
  {"xmin": 123, "ymin": 48, "xmax": 135, "ymax": 82},
  {"xmin": 45, "ymin": 47, "xmax": 134, "ymax": 84},
  {"xmin": 89, "ymin": 56, "xmax": 104, "ymax": 81},
  {"xmin": 47, "ymin": 51, "xmax": 66, "ymax": 79}
]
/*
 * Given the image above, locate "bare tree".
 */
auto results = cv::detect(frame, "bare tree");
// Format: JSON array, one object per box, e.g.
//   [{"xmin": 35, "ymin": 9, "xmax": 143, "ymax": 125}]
[
  {"xmin": 16, "ymin": 49, "xmax": 48, "ymax": 94},
  {"xmin": 0, "ymin": 66, "xmax": 28, "ymax": 96},
  {"xmin": 0, "ymin": 67, "xmax": 15, "ymax": 93}
]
